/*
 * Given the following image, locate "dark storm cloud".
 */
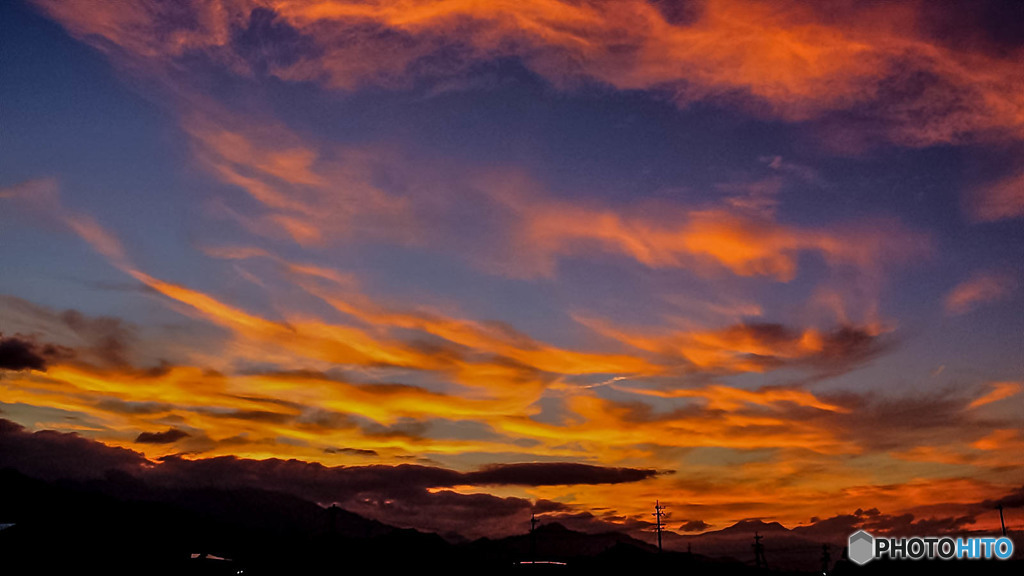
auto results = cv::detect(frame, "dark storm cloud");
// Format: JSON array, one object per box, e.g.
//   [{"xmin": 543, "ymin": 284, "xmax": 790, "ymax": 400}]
[
  {"xmin": 811, "ymin": 325, "xmax": 891, "ymax": 369},
  {"xmin": 0, "ymin": 419, "xmax": 147, "ymax": 481},
  {"xmin": 0, "ymin": 296, "xmax": 137, "ymax": 368},
  {"xmin": 535, "ymin": 509, "xmax": 656, "ymax": 535},
  {"xmin": 729, "ymin": 323, "xmax": 891, "ymax": 374},
  {"xmin": 324, "ymin": 447, "xmax": 379, "ymax": 457},
  {"xmin": 204, "ymin": 408, "xmax": 296, "ymax": 424},
  {"xmin": 59, "ymin": 309, "xmax": 134, "ymax": 367},
  {"xmin": 0, "ymin": 417, "xmax": 658, "ymax": 539},
  {"xmin": 1, "ymin": 417, "xmax": 659, "ymax": 496},
  {"xmin": 977, "ymin": 484, "xmax": 1024, "ymax": 510},
  {"xmin": 603, "ymin": 320, "xmax": 896, "ymax": 380},
  {"xmin": 678, "ymin": 519, "xmax": 711, "ymax": 532},
  {"xmin": 149, "ymin": 456, "xmax": 662, "ymax": 500},
  {"xmin": 810, "ymin": 391, "xmax": 979, "ymax": 452},
  {"xmin": 0, "ymin": 334, "xmax": 56, "ymax": 371},
  {"xmin": 881, "ymin": 514, "xmax": 977, "ymax": 535},
  {"xmin": 794, "ymin": 507, "xmax": 978, "ymax": 540},
  {"xmin": 143, "ymin": 455, "xmax": 638, "ymax": 538},
  {"xmin": 465, "ymin": 462, "xmax": 662, "ymax": 486},
  {"xmin": 342, "ymin": 488, "xmax": 571, "ymax": 539},
  {"xmin": 135, "ymin": 428, "xmax": 190, "ymax": 444},
  {"xmin": 196, "ymin": 458, "xmax": 458, "ymax": 499}
]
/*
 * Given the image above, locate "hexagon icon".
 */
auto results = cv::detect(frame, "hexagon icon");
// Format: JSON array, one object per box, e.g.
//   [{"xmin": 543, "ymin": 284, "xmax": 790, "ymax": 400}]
[{"xmin": 848, "ymin": 530, "xmax": 874, "ymax": 565}]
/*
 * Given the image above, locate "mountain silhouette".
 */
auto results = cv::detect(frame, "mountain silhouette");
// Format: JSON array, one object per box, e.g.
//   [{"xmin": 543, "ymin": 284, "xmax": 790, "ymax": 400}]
[
  {"xmin": 705, "ymin": 518, "xmax": 790, "ymax": 535},
  {"xmin": 2, "ymin": 468, "xmax": 1020, "ymax": 575},
  {"xmin": 468, "ymin": 520, "xmax": 658, "ymax": 560},
  {"xmin": 0, "ymin": 468, "xmax": 446, "ymax": 574}
]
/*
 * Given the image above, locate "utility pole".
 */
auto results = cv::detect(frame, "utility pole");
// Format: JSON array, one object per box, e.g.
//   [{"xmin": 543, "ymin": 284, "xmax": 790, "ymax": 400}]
[
  {"xmin": 653, "ymin": 501, "xmax": 666, "ymax": 552},
  {"xmin": 327, "ymin": 504, "xmax": 339, "ymax": 536},
  {"xmin": 753, "ymin": 531, "xmax": 767, "ymax": 569},
  {"xmin": 998, "ymin": 504, "xmax": 1007, "ymax": 537},
  {"xmin": 821, "ymin": 543, "xmax": 831, "ymax": 575},
  {"xmin": 530, "ymin": 513, "xmax": 539, "ymax": 562}
]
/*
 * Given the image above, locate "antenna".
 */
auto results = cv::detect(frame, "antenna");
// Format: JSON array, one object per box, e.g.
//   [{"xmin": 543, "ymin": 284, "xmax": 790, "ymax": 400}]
[
  {"xmin": 753, "ymin": 531, "xmax": 767, "ymax": 569},
  {"xmin": 653, "ymin": 501, "xmax": 666, "ymax": 552},
  {"xmin": 530, "ymin": 513, "xmax": 539, "ymax": 562},
  {"xmin": 998, "ymin": 504, "xmax": 1007, "ymax": 537}
]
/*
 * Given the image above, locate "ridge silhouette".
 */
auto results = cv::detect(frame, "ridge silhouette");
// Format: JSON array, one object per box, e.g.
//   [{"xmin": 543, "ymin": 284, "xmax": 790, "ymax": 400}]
[{"xmin": 1, "ymin": 468, "xmax": 1020, "ymax": 575}]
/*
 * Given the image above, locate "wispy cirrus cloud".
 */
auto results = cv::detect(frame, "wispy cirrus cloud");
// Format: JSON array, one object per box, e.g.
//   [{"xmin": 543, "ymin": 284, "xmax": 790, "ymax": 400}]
[
  {"xmin": 2, "ymin": 312, "xmax": 1020, "ymax": 536},
  {"xmin": 968, "ymin": 381, "xmax": 1023, "ymax": 410},
  {"xmin": 968, "ymin": 169, "xmax": 1024, "ymax": 223},
  {"xmin": 576, "ymin": 315, "xmax": 890, "ymax": 376},
  {"xmin": 183, "ymin": 110, "xmax": 416, "ymax": 246},
  {"xmin": 4, "ymin": 0, "xmax": 1021, "ymax": 548},
  {"xmin": 945, "ymin": 270, "xmax": 1018, "ymax": 315},
  {"xmin": 33, "ymin": 0, "xmax": 1024, "ymax": 147},
  {"xmin": 7, "ymin": 169, "xmax": 1017, "ymax": 535},
  {"xmin": 197, "ymin": 123, "xmax": 932, "ymax": 287},
  {"xmin": 480, "ymin": 175, "xmax": 930, "ymax": 279},
  {"xmin": 149, "ymin": 109, "xmax": 933, "ymax": 284}
]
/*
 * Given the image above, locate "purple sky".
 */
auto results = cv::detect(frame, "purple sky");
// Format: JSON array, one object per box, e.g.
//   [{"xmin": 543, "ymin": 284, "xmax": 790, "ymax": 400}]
[{"xmin": 1, "ymin": 0, "xmax": 1022, "ymax": 542}]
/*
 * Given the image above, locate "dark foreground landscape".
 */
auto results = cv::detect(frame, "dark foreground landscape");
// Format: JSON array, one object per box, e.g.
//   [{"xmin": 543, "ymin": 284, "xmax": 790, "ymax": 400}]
[
  {"xmin": 3, "ymin": 2, "xmax": 1024, "ymax": 575},
  {"xmin": 1, "ymin": 468, "xmax": 1019, "ymax": 575}
]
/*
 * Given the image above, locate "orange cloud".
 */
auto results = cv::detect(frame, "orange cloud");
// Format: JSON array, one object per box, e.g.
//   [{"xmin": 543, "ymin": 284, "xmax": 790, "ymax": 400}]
[
  {"xmin": 479, "ymin": 172, "xmax": 929, "ymax": 279},
  {"xmin": 0, "ymin": 188, "xmax": 922, "ymax": 453},
  {"xmin": 196, "ymin": 126, "xmax": 929, "ymax": 283},
  {"xmin": 185, "ymin": 117, "xmax": 927, "ymax": 286},
  {"xmin": 272, "ymin": 0, "xmax": 1023, "ymax": 145},
  {"xmin": 970, "ymin": 429, "xmax": 1024, "ymax": 452},
  {"xmin": 968, "ymin": 169, "xmax": 1024, "ymax": 222},
  {"xmin": 493, "ymin": 389, "xmax": 860, "ymax": 459},
  {"xmin": 968, "ymin": 381, "xmax": 1023, "ymax": 410},
  {"xmin": 4, "ymin": 296, "xmax": 1020, "ymax": 537},
  {"xmin": 8, "ymin": 179, "xmax": 661, "ymax": 409},
  {"xmin": 184, "ymin": 110, "xmax": 415, "ymax": 246},
  {"xmin": 9, "ymin": 0, "xmax": 1024, "ymax": 541},
  {"xmin": 0, "ymin": 363, "xmax": 543, "ymax": 462},
  {"xmin": 1, "ymin": 178, "xmax": 131, "ymax": 267},
  {"xmin": 34, "ymin": 0, "xmax": 1024, "ymax": 146},
  {"xmin": 945, "ymin": 271, "xmax": 1018, "ymax": 315},
  {"xmin": 10, "ymin": 175, "xmax": 906, "ymax": 402},
  {"xmin": 5, "ymin": 174, "xmax": 1016, "ymax": 542},
  {"xmin": 175, "ymin": 112, "xmax": 932, "ymax": 296},
  {"xmin": 612, "ymin": 383, "xmax": 849, "ymax": 414},
  {"xmin": 5, "ymin": 37, "xmax": 933, "ymax": 288},
  {"xmin": 194, "ymin": 242, "xmax": 660, "ymax": 385},
  {"xmin": 576, "ymin": 314, "xmax": 887, "ymax": 375}
]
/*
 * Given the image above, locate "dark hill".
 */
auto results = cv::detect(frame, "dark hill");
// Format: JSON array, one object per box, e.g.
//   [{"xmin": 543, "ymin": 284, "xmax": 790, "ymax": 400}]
[{"xmin": 3, "ymin": 468, "xmax": 1021, "ymax": 575}]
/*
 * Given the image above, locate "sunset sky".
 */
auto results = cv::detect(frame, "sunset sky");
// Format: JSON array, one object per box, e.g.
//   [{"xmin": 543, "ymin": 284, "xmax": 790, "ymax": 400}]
[{"xmin": 1, "ymin": 0, "xmax": 1022, "ymax": 543}]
